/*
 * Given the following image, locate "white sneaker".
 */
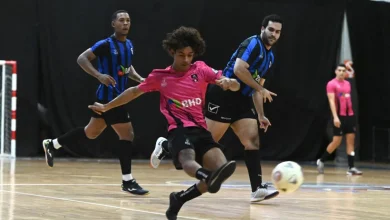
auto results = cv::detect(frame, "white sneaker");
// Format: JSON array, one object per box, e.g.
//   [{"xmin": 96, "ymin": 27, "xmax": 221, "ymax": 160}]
[
  {"xmin": 250, "ymin": 184, "xmax": 279, "ymax": 203},
  {"xmin": 150, "ymin": 137, "xmax": 168, "ymax": 168},
  {"xmin": 317, "ymin": 159, "xmax": 324, "ymax": 174},
  {"xmin": 347, "ymin": 167, "xmax": 363, "ymax": 175}
]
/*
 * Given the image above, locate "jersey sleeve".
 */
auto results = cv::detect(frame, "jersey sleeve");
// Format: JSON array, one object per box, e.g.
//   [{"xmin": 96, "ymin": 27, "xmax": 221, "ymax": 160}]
[
  {"xmin": 137, "ymin": 72, "xmax": 161, "ymax": 92},
  {"xmin": 326, "ymin": 81, "xmax": 336, "ymax": 94},
  {"xmin": 198, "ymin": 61, "xmax": 223, "ymax": 84},
  {"xmin": 236, "ymin": 37, "xmax": 260, "ymax": 63},
  {"xmin": 91, "ymin": 40, "xmax": 109, "ymax": 57}
]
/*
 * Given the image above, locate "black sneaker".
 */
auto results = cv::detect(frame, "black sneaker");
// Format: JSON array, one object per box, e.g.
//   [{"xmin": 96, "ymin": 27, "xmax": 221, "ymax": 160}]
[
  {"xmin": 166, "ymin": 192, "xmax": 184, "ymax": 220},
  {"xmin": 122, "ymin": 179, "xmax": 149, "ymax": 195},
  {"xmin": 42, "ymin": 139, "xmax": 55, "ymax": 167},
  {"xmin": 207, "ymin": 161, "xmax": 236, "ymax": 193}
]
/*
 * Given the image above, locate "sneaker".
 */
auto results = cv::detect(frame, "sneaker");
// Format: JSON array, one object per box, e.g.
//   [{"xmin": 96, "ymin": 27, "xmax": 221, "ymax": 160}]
[
  {"xmin": 317, "ymin": 159, "xmax": 324, "ymax": 174},
  {"xmin": 166, "ymin": 192, "xmax": 184, "ymax": 220},
  {"xmin": 347, "ymin": 167, "xmax": 363, "ymax": 175},
  {"xmin": 122, "ymin": 179, "xmax": 149, "ymax": 195},
  {"xmin": 150, "ymin": 137, "xmax": 168, "ymax": 169},
  {"xmin": 251, "ymin": 184, "xmax": 279, "ymax": 203},
  {"xmin": 207, "ymin": 161, "xmax": 236, "ymax": 193},
  {"xmin": 42, "ymin": 139, "xmax": 55, "ymax": 167}
]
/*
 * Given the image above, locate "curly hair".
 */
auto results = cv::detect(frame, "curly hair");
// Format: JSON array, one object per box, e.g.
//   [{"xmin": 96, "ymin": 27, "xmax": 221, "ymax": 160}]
[{"xmin": 162, "ymin": 26, "xmax": 206, "ymax": 57}]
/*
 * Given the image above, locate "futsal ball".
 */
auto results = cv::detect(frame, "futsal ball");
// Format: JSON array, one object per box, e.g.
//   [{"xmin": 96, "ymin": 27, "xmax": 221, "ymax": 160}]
[{"xmin": 271, "ymin": 161, "xmax": 304, "ymax": 193}]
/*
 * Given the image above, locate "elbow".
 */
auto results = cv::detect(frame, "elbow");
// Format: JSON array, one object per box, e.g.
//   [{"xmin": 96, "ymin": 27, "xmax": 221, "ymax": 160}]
[{"xmin": 77, "ymin": 55, "xmax": 85, "ymax": 66}]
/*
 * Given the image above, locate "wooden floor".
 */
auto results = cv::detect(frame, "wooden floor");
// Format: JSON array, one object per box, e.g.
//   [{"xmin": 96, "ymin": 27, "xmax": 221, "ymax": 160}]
[{"xmin": 0, "ymin": 158, "xmax": 389, "ymax": 220}]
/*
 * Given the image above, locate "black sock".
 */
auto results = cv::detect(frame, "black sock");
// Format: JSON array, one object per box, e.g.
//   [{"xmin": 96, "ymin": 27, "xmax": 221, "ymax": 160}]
[
  {"xmin": 320, "ymin": 151, "xmax": 332, "ymax": 162},
  {"xmin": 348, "ymin": 155, "xmax": 354, "ymax": 169},
  {"xmin": 177, "ymin": 184, "xmax": 202, "ymax": 203},
  {"xmin": 244, "ymin": 150, "xmax": 262, "ymax": 192},
  {"xmin": 57, "ymin": 127, "xmax": 88, "ymax": 145},
  {"xmin": 162, "ymin": 140, "xmax": 169, "ymax": 152},
  {"xmin": 195, "ymin": 168, "xmax": 211, "ymax": 182},
  {"xmin": 117, "ymin": 140, "xmax": 132, "ymax": 175}
]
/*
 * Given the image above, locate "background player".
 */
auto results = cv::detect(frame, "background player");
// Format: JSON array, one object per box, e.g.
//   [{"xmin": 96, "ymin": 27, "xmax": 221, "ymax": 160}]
[
  {"xmin": 152, "ymin": 14, "xmax": 282, "ymax": 203},
  {"xmin": 89, "ymin": 26, "xmax": 240, "ymax": 220},
  {"xmin": 42, "ymin": 10, "xmax": 149, "ymax": 195},
  {"xmin": 317, "ymin": 64, "xmax": 363, "ymax": 175}
]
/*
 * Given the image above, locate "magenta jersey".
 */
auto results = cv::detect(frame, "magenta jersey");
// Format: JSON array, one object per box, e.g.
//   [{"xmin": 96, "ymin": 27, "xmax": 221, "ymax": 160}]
[
  {"xmin": 326, "ymin": 78, "xmax": 354, "ymax": 116},
  {"xmin": 138, "ymin": 61, "xmax": 223, "ymax": 131}
]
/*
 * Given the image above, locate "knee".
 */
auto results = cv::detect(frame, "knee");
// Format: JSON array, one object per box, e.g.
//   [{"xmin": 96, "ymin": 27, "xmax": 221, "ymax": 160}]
[
  {"xmin": 241, "ymin": 137, "xmax": 259, "ymax": 150},
  {"xmin": 84, "ymin": 127, "xmax": 103, "ymax": 139}
]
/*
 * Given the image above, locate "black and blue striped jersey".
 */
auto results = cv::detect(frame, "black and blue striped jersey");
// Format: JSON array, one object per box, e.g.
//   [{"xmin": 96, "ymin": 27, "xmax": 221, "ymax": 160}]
[
  {"xmin": 223, "ymin": 35, "xmax": 274, "ymax": 97},
  {"xmin": 91, "ymin": 35, "xmax": 134, "ymax": 102}
]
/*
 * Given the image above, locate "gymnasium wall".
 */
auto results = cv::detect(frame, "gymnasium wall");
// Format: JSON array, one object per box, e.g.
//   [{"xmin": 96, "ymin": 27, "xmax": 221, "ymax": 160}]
[{"xmin": 0, "ymin": 0, "xmax": 388, "ymax": 162}]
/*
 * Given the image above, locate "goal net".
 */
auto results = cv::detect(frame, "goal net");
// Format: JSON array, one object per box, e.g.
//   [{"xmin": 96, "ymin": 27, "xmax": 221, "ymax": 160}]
[{"xmin": 0, "ymin": 60, "xmax": 17, "ymax": 158}]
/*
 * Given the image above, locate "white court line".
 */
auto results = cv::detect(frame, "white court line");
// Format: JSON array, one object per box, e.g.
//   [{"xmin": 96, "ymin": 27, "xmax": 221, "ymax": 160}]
[{"xmin": 0, "ymin": 190, "xmax": 209, "ymax": 220}]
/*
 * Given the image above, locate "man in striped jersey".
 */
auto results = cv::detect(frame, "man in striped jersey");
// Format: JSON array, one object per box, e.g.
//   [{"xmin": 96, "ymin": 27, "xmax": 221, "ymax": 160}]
[{"xmin": 42, "ymin": 10, "xmax": 149, "ymax": 195}]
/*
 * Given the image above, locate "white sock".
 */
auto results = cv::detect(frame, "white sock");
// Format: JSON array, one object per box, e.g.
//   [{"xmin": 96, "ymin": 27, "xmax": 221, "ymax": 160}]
[
  {"xmin": 122, "ymin": 174, "xmax": 133, "ymax": 181},
  {"xmin": 52, "ymin": 139, "xmax": 62, "ymax": 149}
]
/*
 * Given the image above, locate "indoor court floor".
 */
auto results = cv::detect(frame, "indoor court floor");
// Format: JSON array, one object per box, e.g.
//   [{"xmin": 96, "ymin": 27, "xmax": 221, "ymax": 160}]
[{"xmin": 0, "ymin": 158, "xmax": 389, "ymax": 220}]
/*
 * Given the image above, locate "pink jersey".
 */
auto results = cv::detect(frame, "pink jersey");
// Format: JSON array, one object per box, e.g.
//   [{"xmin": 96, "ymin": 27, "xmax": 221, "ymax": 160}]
[
  {"xmin": 326, "ymin": 78, "xmax": 354, "ymax": 116},
  {"xmin": 138, "ymin": 61, "xmax": 222, "ymax": 131}
]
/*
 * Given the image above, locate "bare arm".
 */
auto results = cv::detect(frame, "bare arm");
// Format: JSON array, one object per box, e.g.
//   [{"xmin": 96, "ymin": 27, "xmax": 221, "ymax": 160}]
[
  {"xmin": 253, "ymin": 90, "xmax": 264, "ymax": 117},
  {"xmin": 77, "ymin": 48, "xmax": 116, "ymax": 86},
  {"xmin": 252, "ymin": 79, "xmax": 266, "ymax": 117},
  {"xmin": 327, "ymin": 93, "xmax": 339, "ymax": 119},
  {"xmin": 103, "ymin": 86, "xmax": 144, "ymax": 111},
  {"xmin": 216, "ymin": 76, "xmax": 240, "ymax": 91},
  {"xmin": 77, "ymin": 49, "xmax": 102, "ymax": 79},
  {"xmin": 233, "ymin": 58, "xmax": 263, "ymax": 92},
  {"xmin": 127, "ymin": 65, "xmax": 145, "ymax": 83}
]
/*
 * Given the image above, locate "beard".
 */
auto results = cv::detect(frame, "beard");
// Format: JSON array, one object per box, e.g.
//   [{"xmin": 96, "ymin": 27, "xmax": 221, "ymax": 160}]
[{"xmin": 261, "ymin": 33, "xmax": 276, "ymax": 46}]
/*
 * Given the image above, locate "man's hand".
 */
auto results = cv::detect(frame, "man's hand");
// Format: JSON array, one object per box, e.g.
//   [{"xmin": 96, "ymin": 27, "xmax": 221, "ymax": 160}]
[
  {"xmin": 333, "ymin": 117, "xmax": 341, "ymax": 128},
  {"xmin": 216, "ymin": 78, "xmax": 233, "ymax": 90},
  {"xmin": 88, "ymin": 102, "xmax": 109, "ymax": 115},
  {"xmin": 97, "ymin": 74, "xmax": 116, "ymax": 87},
  {"xmin": 260, "ymin": 88, "xmax": 277, "ymax": 103},
  {"xmin": 258, "ymin": 115, "xmax": 271, "ymax": 132}
]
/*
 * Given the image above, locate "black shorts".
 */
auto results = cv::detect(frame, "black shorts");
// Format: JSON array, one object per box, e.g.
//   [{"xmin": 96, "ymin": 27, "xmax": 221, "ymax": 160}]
[
  {"xmin": 91, "ymin": 100, "xmax": 131, "ymax": 125},
  {"xmin": 168, "ymin": 126, "xmax": 223, "ymax": 170},
  {"xmin": 205, "ymin": 84, "xmax": 256, "ymax": 123},
  {"xmin": 333, "ymin": 116, "xmax": 356, "ymax": 136}
]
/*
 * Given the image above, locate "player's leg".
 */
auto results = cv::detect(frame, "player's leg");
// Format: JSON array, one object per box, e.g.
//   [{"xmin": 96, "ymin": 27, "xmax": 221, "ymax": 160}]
[
  {"xmin": 42, "ymin": 116, "xmax": 107, "ymax": 167},
  {"xmin": 166, "ymin": 129, "xmax": 236, "ymax": 219},
  {"xmin": 110, "ymin": 107, "xmax": 149, "ymax": 195},
  {"xmin": 344, "ymin": 116, "xmax": 362, "ymax": 175},
  {"xmin": 317, "ymin": 121, "xmax": 343, "ymax": 174},
  {"xmin": 231, "ymin": 118, "xmax": 279, "ymax": 202}
]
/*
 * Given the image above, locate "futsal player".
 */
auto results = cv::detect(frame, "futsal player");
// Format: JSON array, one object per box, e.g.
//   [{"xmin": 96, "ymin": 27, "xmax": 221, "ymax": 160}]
[
  {"xmin": 317, "ymin": 64, "xmax": 363, "ymax": 175},
  {"xmin": 42, "ymin": 10, "xmax": 149, "ymax": 195},
  {"xmin": 88, "ymin": 26, "xmax": 240, "ymax": 220},
  {"xmin": 151, "ymin": 14, "xmax": 282, "ymax": 202}
]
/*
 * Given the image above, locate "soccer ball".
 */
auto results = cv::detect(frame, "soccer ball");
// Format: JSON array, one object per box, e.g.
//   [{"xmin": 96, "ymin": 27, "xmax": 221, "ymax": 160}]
[{"xmin": 271, "ymin": 161, "xmax": 304, "ymax": 193}]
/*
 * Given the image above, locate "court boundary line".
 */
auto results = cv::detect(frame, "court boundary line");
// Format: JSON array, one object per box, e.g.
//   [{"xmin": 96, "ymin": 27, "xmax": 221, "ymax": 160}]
[{"xmin": 0, "ymin": 189, "xmax": 209, "ymax": 220}]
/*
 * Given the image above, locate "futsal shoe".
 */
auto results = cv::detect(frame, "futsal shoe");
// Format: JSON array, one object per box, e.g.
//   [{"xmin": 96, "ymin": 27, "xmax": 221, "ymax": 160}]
[
  {"xmin": 166, "ymin": 192, "xmax": 184, "ymax": 220},
  {"xmin": 150, "ymin": 137, "xmax": 168, "ymax": 168},
  {"xmin": 207, "ymin": 161, "xmax": 236, "ymax": 193},
  {"xmin": 251, "ymin": 184, "xmax": 279, "ymax": 202},
  {"xmin": 347, "ymin": 167, "xmax": 363, "ymax": 175},
  {"xmin": 122, "ymin": 179, "xmax": 149, "ymax": 195},
  {"xmin": 42, "ymin": 139, "xmax": 55, "ymax": 167}
]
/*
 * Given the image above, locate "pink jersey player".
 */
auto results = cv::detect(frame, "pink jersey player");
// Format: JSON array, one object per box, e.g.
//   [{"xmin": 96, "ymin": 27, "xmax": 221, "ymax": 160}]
[
  {"xmin": 326, "ymin": 78, "xmax": 354, "ymax": 116},
  {"xmin": 317, "ymin": 64, "xmax": 362, "ymax": 176},
  {"xmin": 138, "ymin": 61, "xmax": 222, "ymax": 131},
  {"xmin": 89, "ymin": 26, "xmax": 241, "ymax": 219}
]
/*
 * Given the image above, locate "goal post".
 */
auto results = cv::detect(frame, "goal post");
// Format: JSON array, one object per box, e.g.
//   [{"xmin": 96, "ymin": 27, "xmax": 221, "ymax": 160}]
[{"xmin": 0, "ymin": 60, "xmax": 17, "ymax": 158}]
